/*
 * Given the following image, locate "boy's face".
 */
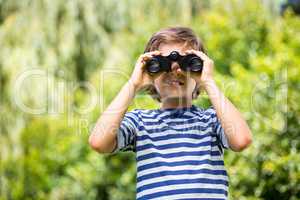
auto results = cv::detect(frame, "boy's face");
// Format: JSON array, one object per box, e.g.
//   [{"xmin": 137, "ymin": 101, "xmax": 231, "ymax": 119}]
[{"xmin": 153, "ymin": 43, "xmax": 197, "ymax": 103}]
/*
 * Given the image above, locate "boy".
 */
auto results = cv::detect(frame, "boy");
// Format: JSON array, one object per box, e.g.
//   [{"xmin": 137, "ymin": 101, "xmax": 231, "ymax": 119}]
[{"xmin": 89, "ymin": 27, "xmax": 252, "ymax": 200}]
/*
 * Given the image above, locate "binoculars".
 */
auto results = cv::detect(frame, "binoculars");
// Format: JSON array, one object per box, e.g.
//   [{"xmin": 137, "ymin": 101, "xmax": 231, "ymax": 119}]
[{"xmin": 145, "ymin": 51, "xmax": 203, "ymax": 74}]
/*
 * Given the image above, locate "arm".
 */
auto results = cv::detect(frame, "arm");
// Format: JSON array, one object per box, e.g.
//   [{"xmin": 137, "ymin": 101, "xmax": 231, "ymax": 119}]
[
  {"xmin": 88, "ymin": 81, "xmax": 137, "ymax": 153},
  {"xmin": 187, "ymin": 50, "xmax": 252, "ymax": 152},
  {"xmin": 204, "ymin": 79, "xmax": 252, "ymax": 151},
  {"xmin": 89, "ymin": 51, "xmax": 160, "ymax": 153}
]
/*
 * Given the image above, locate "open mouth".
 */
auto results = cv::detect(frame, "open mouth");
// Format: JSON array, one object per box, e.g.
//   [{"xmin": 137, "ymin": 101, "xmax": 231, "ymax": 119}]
[{"xmin": 166, "ymin": 80, "xmax": 185, "ymax": 86}]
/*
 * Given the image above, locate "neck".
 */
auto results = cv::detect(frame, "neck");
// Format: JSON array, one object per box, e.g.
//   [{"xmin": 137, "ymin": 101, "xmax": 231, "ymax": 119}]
[{"xmin": 160, "ymin": 96, "xmax": 193, "ymax": 109}]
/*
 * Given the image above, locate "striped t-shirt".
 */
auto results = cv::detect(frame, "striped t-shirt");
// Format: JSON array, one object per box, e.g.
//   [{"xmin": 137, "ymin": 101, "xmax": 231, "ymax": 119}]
[{"xmin": 112, "ymin": 104, "xmax": 230, "ymax": 200}]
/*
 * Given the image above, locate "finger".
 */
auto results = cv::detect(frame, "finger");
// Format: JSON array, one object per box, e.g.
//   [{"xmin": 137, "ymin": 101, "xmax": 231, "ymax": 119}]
[
  {"xmin": 140, "ymin": 51, "xmax": 160, "ymax": 62},
  {"xmin": 141, "ymin": 56, "xmax": 152, "ymax": 62},
  {"xmin": 182, "ymin": 51, "xmax": 189, "ymax": 56},
  {"xmin": 184, "ymin": 49, "xmax": 195, "ymax": 55},
  {"xmin": 138, "ymin": 55, "xmax": 151, "ymax": 64},
  {"xmin": 151, "ymin": 50, "xmax": 161, "ymax": 55},
  {"xmin": 184, "ymin": 49, "xmax": 192, "ymax": 54},
  {"xmin": 197, "ymin": 51, "xmax": 210, "ymax": 61},
  {"xmin": 144, "ymin": 50, "xmax": 161, "ymax": 57},
  {"xmin": 188, "ymin": 50, "xmax": 210, "ymax": 61}
]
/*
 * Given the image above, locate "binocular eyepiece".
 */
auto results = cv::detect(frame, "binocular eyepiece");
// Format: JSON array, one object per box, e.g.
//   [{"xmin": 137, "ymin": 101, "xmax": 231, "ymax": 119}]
[{"xmin": 145, "ymin": 51, "xmax": 203, "ymax": 74}]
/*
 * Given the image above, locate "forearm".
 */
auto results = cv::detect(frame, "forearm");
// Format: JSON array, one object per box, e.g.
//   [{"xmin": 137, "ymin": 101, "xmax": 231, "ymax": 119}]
[
  {"xmin": 89, "ymin": 80, "xmax": 137, "ymax": 153},
  {"xmin": 204, "ymin": 80, "xmax": 252, "ymax": 151}
]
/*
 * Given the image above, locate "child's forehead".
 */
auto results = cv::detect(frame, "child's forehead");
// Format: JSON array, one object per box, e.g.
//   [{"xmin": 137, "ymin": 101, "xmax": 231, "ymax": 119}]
[{"xmin": 158, "ymin": 42, "xmax": 195, "ymax": 56}]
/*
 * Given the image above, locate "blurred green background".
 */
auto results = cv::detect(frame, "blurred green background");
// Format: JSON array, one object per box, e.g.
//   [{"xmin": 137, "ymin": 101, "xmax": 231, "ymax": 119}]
[{"xmin": 0, "ymin": 0, "xmax": 299, "ymax": 199}]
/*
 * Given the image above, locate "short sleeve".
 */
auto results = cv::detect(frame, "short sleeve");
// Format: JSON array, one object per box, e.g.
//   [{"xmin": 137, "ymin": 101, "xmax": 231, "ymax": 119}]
[
  {"xmin": 208, "ymin": 106, "xmax": 230, "ymax": 150},
  {"xmin": 111, "ymin": 109, "xmax": 139, "ymax": 154}
]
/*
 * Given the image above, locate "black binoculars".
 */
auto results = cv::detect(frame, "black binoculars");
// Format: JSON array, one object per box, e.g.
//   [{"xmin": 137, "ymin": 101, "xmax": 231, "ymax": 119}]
[{"xmin": 145, "ymin": 51, "xmax": 203, "ymax": 74}]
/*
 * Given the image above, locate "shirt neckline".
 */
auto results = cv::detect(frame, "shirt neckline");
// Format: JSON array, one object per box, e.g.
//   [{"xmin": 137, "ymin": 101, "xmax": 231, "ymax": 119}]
[{"xmin": 155, "ymin": 104, "xmax": 197, "ymax": 114}]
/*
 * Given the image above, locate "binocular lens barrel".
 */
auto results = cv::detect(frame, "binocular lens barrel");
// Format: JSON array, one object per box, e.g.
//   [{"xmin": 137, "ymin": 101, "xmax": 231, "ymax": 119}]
[
  {"xmin": 147, "ymin": 60, "xmax": 160, "ymax": 73},
  {"xmin": 145, "ymin": 52, "xmax": 203, "ymax": 74}
]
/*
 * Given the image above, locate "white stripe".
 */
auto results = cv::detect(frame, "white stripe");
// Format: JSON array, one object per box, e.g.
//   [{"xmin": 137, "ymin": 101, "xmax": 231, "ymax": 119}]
[
  {"xmin": 137, "ymin": 182, "xmax": 228, "ymax": 199},
  {"xmin": 137, "ymin": 173, "xmax": 228, "ymax": 189},
  {"xmin": 138, "ymin": 134, "xmax": 213, "ymax": 146},
  {"xmin": 182, "ymin": 112, "xmax": 197, "ymax": 117},
  {"xmin": 137, "ymin": 148, "xmax": 222, "ymax": 166},
  {"xmin": 146, "ymin": 192, "xmax": 226, "ymax": 200},
  {"xmin": 137, "ymin": 162, "xmax": 226, "ymax": 178},
  {"xmin": 125, "ymin": 112, "xmax": 139, "ymax": 125},
  {"xmin": 137, "ymin": 138, "xmax": 218, "ymax": 157},
  {"xmin": 139, "ymin": 111, "xmax": 178, "ymax": 119}
]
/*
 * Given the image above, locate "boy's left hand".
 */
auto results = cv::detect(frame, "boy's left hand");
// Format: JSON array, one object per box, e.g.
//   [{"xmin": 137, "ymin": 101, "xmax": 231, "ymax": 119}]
[{"xmin": 185, "ymin": 50, "xmax": 215, "ymax": 88}]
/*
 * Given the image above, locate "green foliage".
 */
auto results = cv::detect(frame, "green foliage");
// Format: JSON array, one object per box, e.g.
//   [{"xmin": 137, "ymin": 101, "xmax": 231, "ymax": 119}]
[{"xmin": 0, "ymin": 0, "xmax": 299, "ymax": 199}]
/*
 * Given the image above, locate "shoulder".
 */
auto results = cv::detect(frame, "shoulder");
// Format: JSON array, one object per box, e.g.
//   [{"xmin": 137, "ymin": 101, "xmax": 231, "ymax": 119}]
[
  {"xmin": 193, "ymin": 105, "xmax": 216, "ymax": 118},
  {"xmin": 128, "ymin": 108, "xmax": 157, "ymax": 116},
  {"xmin": 190, "ymin": 105, "xmax": 219, "ymax": 127},
  {"xmin": 204, "ymin": 106, "xmax": 217, "ymax": 116},
  {"xmin": 125, "ymin": 108, "xmax": 155, "ymax": 120},
  {"xmin": 124, "ymin": 109, "xmax": 141, "ymax": 120}
]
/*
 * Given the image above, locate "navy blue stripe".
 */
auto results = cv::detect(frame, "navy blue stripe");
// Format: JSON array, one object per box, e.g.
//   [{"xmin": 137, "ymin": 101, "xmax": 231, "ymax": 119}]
[
  {"xmin": 137, "ymin": 133, "xmax": 210, "ymax": 142},
  {"xmin": 137, "ymin": 141, "xmax": 218, "ymax": 151},
  {"xmin": 190, "ymin": 109, "xmax": 214, "ymax": 120},
  {"xmin": 139, "ymin": 122, "xmax": 215, "ymax": 133},
  {"xmin": 137, "ymin": 169, "xmax": 227, "ymax": 182},
  {"xmin": 139, "ymin": 110, "xmax": 213, "ymax": 119},
  {"xmin": 141, "ymin": 113, "xmax": 195, "ymax": 120},
  {"xmin": 137, "ymin": 150, "xmax": 221, "ymax": 162},
  {"xmin": 138, "ymin": 159, "xmax": 224, "ymax": 172},
  {"xmin": 138, "ymin": 188, "xmax": 227, "ymax": 200},
  {"xmin": 137, "ymin": 178, "xmax": 228, "ymax": 193}
]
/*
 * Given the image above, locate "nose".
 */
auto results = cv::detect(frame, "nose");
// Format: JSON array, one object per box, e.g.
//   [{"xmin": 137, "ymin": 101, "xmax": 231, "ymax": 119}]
[{"xmin": 170, "ymin": 62, "xmax": 183, "ymax": 74}]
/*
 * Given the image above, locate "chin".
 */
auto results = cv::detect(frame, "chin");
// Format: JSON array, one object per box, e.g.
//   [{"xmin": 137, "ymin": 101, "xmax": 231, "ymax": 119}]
[{"xmin": 163, "ymin": 94, "xmax": 189, "ymax": 100}]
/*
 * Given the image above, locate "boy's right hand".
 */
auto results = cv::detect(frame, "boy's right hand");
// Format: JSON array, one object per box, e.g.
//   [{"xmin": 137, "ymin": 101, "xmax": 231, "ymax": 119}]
[{"xmin": 129, "ymin": 51, "xmax": 161, "ymax": 92}]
